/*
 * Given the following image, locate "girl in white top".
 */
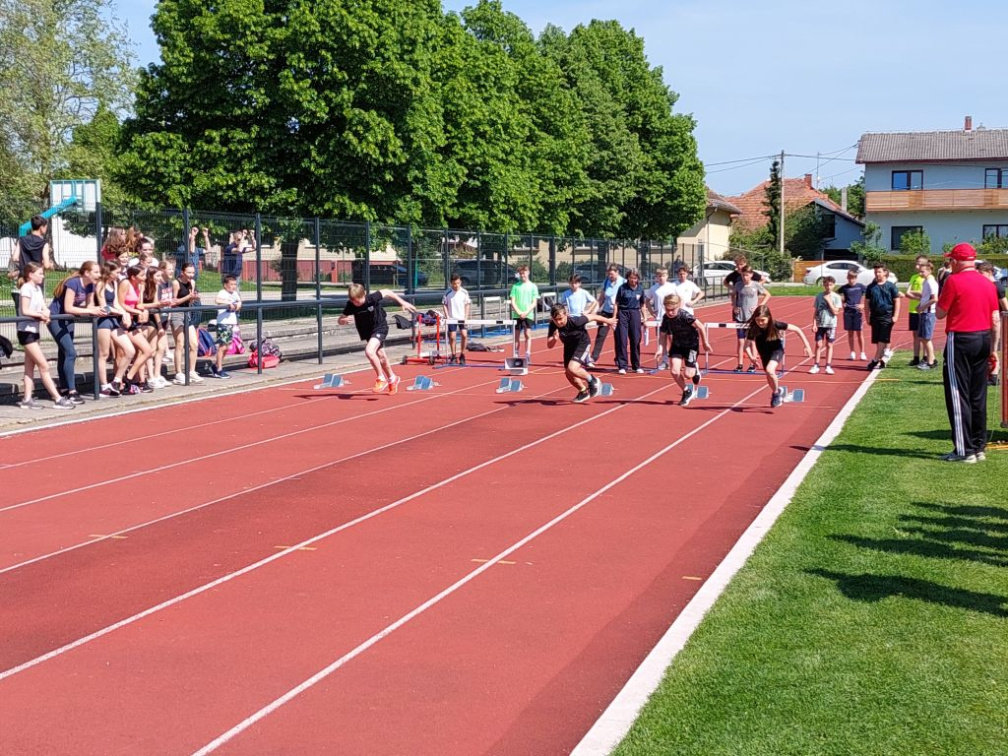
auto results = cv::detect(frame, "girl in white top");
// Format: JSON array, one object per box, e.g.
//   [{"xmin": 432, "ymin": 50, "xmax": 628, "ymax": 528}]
[{"xmin": 17, "ymin": 263, "xmax": 74, "ymax": 410}]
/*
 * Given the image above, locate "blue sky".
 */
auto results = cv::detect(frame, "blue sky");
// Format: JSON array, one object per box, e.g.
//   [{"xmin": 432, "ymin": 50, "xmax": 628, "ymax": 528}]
[{"xmin": 116, "ymin": 0, "xmax": 1007, "ymax": 196}]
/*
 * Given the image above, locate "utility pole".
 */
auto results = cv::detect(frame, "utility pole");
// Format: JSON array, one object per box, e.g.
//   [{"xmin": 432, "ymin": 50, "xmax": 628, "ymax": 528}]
[{"xmin": 779, "ymin": 149, "xmax": 785, "ymax": 256}]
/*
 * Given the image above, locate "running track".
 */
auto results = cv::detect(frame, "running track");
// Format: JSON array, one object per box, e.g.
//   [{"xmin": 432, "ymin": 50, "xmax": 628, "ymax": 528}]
[{"xmin": 1, "ymin": 297, "xmax": 900, "ymax": 755}]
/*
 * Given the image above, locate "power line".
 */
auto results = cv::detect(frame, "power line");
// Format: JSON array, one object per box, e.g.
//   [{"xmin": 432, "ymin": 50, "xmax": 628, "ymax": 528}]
[{"xmin": 703, "ymin": 154, "xmax": 777, "ymax": 167}]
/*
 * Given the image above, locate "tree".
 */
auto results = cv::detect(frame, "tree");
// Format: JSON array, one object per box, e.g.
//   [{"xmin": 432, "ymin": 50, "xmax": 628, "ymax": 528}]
[
  {"xmin": 822, "ymin": 176, "xmax": 865, "ymax": 218},
  {"xmin": 785, "ymin": 205, "xmax": 831, "ymax": 260},
  {"xmin": 763, "ymin": 159, "xmax": 781, "ymax": 244},
  {"xmin": 0, "ymin": 0, "xmax": 136, "ymax": 211},
  {"xmin": 851, "ymin": 222, "xmax": 886, "ymax": 264},
  {"xmin": 898, "ymin": 228, "xmax": 932, "ymax": 257}
]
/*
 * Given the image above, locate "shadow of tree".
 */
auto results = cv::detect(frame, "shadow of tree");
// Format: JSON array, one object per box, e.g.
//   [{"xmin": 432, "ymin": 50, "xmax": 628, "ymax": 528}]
[
  {"xmin": 913, "ymin": 501, "xmax": 1008, "ymax": 521},
  {"xmin": 807, "ymin": 569, "xmax": 1008, "ymax": 618}
]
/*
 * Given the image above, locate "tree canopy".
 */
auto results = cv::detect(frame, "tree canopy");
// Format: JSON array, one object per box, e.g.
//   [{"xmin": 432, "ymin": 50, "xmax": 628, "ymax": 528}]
[{"xmin": 119, "ymin": 0, "xmax": 704, "ymax": 240}]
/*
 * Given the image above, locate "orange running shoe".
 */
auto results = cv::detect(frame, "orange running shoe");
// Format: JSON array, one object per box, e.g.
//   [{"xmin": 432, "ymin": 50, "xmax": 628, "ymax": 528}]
[
  {"xmin": 372, "ymin": 377, "xmax": 389, "ymax": 393},
  {"xmin": 387, "ymin": 375, "xmax": 401, "ymax": 395}
]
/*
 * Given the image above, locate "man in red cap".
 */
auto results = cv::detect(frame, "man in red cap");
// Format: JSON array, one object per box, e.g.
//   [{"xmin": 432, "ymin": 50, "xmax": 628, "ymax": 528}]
[{"xmin": 935, "ymin": 243, "xmax": 1001, "ymax": 462}]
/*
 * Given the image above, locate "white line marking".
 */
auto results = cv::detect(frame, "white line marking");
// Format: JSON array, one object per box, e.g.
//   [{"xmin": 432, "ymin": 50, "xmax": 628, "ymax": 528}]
[
  {"xmin": 0, "ymin": 378, "xmax": 680, "ymax": 681},
  {"xmin": 190, "ymin": 382, "xmax": 770, "ymax": 755},
  {"xmin": 570, "ymin": 361, "xmax": 884, "ymax": 756}
]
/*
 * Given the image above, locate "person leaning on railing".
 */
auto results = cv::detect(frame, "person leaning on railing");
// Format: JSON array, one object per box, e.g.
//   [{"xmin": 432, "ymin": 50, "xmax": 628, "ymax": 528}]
[
  {"xmin": 16, "ymin": 263, "xmax": 75, "ymax": 410},
  {"xmin": 48, "ymin": 262, "xmax": 105, "ymax": 405}
]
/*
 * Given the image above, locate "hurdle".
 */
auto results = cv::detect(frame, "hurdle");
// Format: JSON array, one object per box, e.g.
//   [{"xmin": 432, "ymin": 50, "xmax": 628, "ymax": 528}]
[
  {"xmin": 702, "ymin": 322, "xmax": 788, "ymax": 373},
  {"xmin": 443, "ymin": 318, "xmax": 521, "ymax": 372}
]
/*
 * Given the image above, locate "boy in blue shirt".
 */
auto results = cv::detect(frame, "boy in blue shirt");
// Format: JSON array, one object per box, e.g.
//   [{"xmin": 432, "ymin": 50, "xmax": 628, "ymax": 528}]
[{"xmin": 837, "ymin": 269, "xmax": 867, "ymax": 361}]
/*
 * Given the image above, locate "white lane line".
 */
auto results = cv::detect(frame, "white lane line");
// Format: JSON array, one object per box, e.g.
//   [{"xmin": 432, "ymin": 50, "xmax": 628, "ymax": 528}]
[
  {"xmin": 190, "ymin": 382, "xmax": 769, "ymax": 755},
  {"xmin": 570, "ymin": 359, "xmax": 884, "ymax": 755},
  {"xmin": 0, "ymin": 372, "xmax": 498, "ymax": 515},
  {"xmin": 0, "ymin": 377, "xmax": 682, "ymax": 682}
]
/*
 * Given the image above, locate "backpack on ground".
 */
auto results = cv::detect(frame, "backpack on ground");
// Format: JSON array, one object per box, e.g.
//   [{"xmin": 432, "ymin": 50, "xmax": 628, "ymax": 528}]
[{"xmin": 248, "ymin": 337, "xmax": 282, "ymax": 369}]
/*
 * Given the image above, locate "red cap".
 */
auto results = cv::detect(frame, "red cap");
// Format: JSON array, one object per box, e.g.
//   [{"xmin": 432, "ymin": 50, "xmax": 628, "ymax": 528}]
[{"xmin": 945, "ymin": 243, "xmax": 977, "ymax": 261}]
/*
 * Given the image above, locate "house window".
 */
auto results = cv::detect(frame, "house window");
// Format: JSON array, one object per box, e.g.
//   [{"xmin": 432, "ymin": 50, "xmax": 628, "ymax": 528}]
[
  {"xmin": 891, "ymin": 170, "xmax": 923, "ymax": 191},
  {"xmin": 986, "ymin": 169, "xmax": 1007, "ymax": 189},
  {"xmin": 983, "ymin": 224, "xmax": 1008, "ymax": 239},
  {"xmin": 891, "ymin": 225, "xmax": 923, "ymax": 250}
]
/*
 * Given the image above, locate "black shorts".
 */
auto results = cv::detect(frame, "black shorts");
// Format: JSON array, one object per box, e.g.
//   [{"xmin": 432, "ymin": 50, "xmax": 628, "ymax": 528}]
[
  {"xmin": 843, "ymin": 309, "xmax": 862, "ymax": 331},
  {"xmin": 669, "ymin": 343, "xmax": 699, "ymax": 368},
  {"xmin": 367, "ymin": 329, "xmax": 388, "ymax": 345},
  {"xmin": 514, "ymin": 317, "xmax": 534, "ymax": 332},
  {"xmin": 908, "ymin": 312, "xmax": 920, "ymax": 332},
  {"xmin": 447, "ymin": 323, "xmax": 467, "ymax": 333},
  {"xmin": 563, "ymin": 341, "xmax": 592, "ymax": 366},
  {"xmin": 17, "ymin": 330, "xmax": 39, "ymax": 346},
  {"xmin": 870, "ymin": 317, "xmax": 894, "ymax": 344},
  {"xmin": 758, "ymin": 348, "xmax": 785, "ymax": 366}
]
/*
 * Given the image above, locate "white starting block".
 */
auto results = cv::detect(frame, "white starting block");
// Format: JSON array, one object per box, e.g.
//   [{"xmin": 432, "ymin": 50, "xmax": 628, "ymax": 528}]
[
  {"xmin": 315, "ymin": 373, "xmax": 348, "ymax": 389},
  {"xmin": 599, "ymin": 382, "xmax": 615, "ymax": 397},
  {"xmin": 694, "ymin": 385, "xmax": 710, "ymax": 400},
  {"xmin": 496, "ymin": 378, "xmax": 524, "ymax": 394},
  {"xmin": 406, "ymin": 375, "xmax": 438, "ymax": 391},
  {"xmin": 503, "ymin": 356, "xmax": 529, "ymax": 376},
  {"xmin": 778, "ymin": 386, "xmax": 805, "ymax": 404}
]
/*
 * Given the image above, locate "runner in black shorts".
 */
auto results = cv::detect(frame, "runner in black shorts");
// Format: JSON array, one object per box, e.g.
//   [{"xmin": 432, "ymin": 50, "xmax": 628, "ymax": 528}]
[
  {"xmin": 339, "ymin": 283, "xmax": 416, "ymax": 394},
  {"xmin": 546, "ymin": 303, "xmax": 616, "ymax": 403},
  {"xmin": 744, "ymin": 304, "xmax": 812, "ymax": 408},
  {"xmin": 659, "ymin": 294, "xmax": 711, "ymax": 406}
]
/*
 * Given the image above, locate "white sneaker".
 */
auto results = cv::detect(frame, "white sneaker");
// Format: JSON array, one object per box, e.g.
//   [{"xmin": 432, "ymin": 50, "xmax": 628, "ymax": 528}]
[
  {"xmin": 617, "ymin": 368, "xmax": 627, "ymax": 375},
  {"xmin": 824, "ymin": 365, "xmax": 835, "ymax": 375},
  {"xmin": 849, "ymin": 351, "xmax": 856, "ymax": 360},
  {"xmin": 859, "ymin": 352, "xmax": 868, "ymax": 360},
  {"xmin": 173, "ymin": 374, "xmax": 187, "ymax": 386},
  {"xmin": 809, "ymin": 364, "xmax": 820, "ymax": 374},
  {"xmin": 189, "ymin": 371, "xmax": 205, "ymax": 384},
  {"xmin": 883, "ymin": 348, "xmax": 893, "ymax": 361}
]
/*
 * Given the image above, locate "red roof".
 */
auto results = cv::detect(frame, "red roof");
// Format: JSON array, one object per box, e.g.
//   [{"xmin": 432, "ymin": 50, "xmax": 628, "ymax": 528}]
[{"xmin": 725, "ymin": 175, "xmax": 847, "ymax": 232}]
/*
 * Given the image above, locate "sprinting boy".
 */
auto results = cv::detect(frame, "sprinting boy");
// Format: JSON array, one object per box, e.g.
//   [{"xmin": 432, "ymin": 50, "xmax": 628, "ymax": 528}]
[
  {"xmin": 339, "ymin": 283, "xmax": 417, "ymax": 393},
  {"xmin": 645, "ymin": 267, "xmax": 677, "ymax": 369},
  {"xmin": 810, "ymin": 276, "xmax": 842, "ymax": 375},
  {"xmin": 660, "ymin": 294, "xmax": 712, "ymax": 406},
  {"xmin": 546, "ymin": 303, "xmax": 615, "ymax": 403},
  {"xmin": 732, "ymin": 266, "xmax": 770, "ymax": 372},
  {"xmin": 442, "ymin": 273, "xmax": 471, "ymax": 364},
  {"xmin": 509, "ymin": 264, "xmax": 539, "ymax": 362},
  {"xmin": 212, "ymin": 275, "xmax": 242, "ymax": 379},
  {"xmin": 837, "ymin": 269, "xmax": 867, "ymax": 360},
  {"xmin": 864, "ymin": 264, "xmax": 903, "ymax": 370},
  {"xmin": 562, "ymin": 274, "xmax": 596, "ymax": 317}
]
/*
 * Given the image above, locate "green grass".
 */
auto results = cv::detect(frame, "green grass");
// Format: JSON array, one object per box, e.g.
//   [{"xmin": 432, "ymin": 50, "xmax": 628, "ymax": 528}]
[
  {"xmin": 765, "ymin": 285, "xmax": 824, "ymax": 297},
  {"xmin": 613, "ymin": 357, "xmax": 1008, "ymax": 756}
]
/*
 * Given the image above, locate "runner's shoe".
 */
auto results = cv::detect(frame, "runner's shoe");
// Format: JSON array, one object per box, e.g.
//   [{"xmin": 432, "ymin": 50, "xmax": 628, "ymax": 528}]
[
  {"xmin": 734, "ymin": 364, "xmax": 744, "ymax": 373},
  {"xmin": 387, "ymin": 375, "xmax": 401, "ymax": 395},
  {"xmin": 771, "ymin": 390, "xmax": 783, "ymax": 408},
  {"xmin": 588, "ymin": 376, "xmax": 601, "ymax": 398},
  {"xmin": 573, "ymin": 390, "xmax": 590, "ymax": 403},
  {"xmin": 747, "ymin": 363, "xmax": 757, "ymax": 373},
  {"xmin": 824, "ymin": 365, "xmax": 835, "ymax": 375},
  {"xmin": 809, "ymin": 364, "xmax": 820, "ymax": 374},
  {"xmin": 372, "ymin": 378, "xmax": 389, "ymax": 393},
  {"xmin": 679, "ymin": 388, "xmax": 694, "ymax": 407}
]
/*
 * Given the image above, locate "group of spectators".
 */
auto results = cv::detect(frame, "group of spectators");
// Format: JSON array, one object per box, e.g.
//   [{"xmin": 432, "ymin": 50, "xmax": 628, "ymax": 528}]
[{"xmin": 7, "ymin": 216, "xmax": 247, "ymax": 410}]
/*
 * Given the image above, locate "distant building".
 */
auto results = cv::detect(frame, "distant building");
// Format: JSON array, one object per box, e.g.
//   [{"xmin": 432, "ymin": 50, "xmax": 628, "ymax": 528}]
[
  {"xmin": 858, "ymin": 116, "xmax": 1008, "ymax": 252},
  {"xmin": 725, "ymin": 175, "xmax": 864, "ymax": 257},
  {"xmin": 676, "ymin": 189, "xmax": 741, "ymax": 261}
]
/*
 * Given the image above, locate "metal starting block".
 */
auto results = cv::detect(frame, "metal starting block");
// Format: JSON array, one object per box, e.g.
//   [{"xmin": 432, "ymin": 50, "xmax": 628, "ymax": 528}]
[
  {"xmin": 496, "ymin": 378, "xmax": 524, "ymax": 394},
  {"xmin": 406, "ymin": 375, "xmax": 438, "ymax": 391},
  {"xmin": 503, "ymin": 356, "xmax": 529, "ymax": 376},
  {"xmin": 314, "ymin": 373, "xmax": 348, "ymax": 389},
  {"xmin": 778, "ymin": 386, "xmax": 805, "ymax": 404},
  {"xmin": 599, "ymin": 382, "xmax": 616, "ymax": 397},
  {"xmin": 694, "ymin": 385, "xmax": 710, "ymax": 400}
]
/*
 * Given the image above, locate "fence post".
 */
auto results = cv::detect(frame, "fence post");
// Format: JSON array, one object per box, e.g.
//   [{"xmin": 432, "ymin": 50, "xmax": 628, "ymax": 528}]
[
  {"xmin": 406, "ymin": 225, "xmax": 414, "ymax": 296},
  {"xmin": 94, "ymin": 202, "xmax": 103, "ymax": 262},
  {"xmin": 549, "ymin": 236, "xmax": 556, "ymax": 286},
  {"xmin": 315, "ymin": 216, "xmax": 323, "ymax": 365},
  {"xmin": 364, "ymin": 221, "xmax": 371, "ymax": 292},
  {"xmin": 256, "ymin": 305, "xmax": 264, "ymax": 375},
  {"xmin": 90, "ymin": 324, "xmax": 100, "ymax": 399},
  {"xmin": 254, "ymin": 213, "xmax": 263, "ymax": 302}
]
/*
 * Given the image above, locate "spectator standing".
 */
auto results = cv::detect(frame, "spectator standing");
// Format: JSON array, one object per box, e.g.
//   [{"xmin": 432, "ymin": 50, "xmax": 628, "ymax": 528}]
[
  {"xmin": 177, "ymin": 226, "xmax": 210, "ymax": 278},
  {"xmin": 508, "ymin": 265, "xmax": 539, "ymax": 362},
  {"xmin": 589, "ymin": 264, "xmax": 625, "ymax": 367},
  {"xmin": 612, "ymin": 269, "xmax": 646, "ymax": 374},
  {"xmin": 905, "ymin": 255, "xmax": 928, "ymax": 366},
  {"xmin": 670, "ymin": 265, "xmax": 704, "ymax": 315},
  {"xmin": 644, "ymin": 267, "xmax": 677, "ymax": 369},
  {"xmin": 16, "ymin": 215, "xmax": 53, "ymax": 277},
  {"xmin": 915, "ymin": 260, "xmax": 939, "ymax": 371},
  {"xmin": 442, "ymin": 273, "xmax": 472, "ymax": 364},
  {"xmin": 48, "ymin": 261, "xmax": 104, "ymax": 403},
  {"xmin": 562, "ymin": 275, "xmax": 596, "ymax": 317},
  {"xmin": 17, "ymin": 263, "xmax": 75, "ymax": 410},
  {"xmin": 171, "ymin": 262, "xmax": 203, "ymax": 384},
  {"xmin": 732, "ymin": 266, "xmax": 770, "ymax": 372},
  {"xmin": 222, "ymin": 231, "xmax": 246, "ymax": 284},
  {"xmin": 837, "ymin": 269, "xmax": 867, "ymax": 361},
  {"xmin": 864, "ymin": 264, "xmax": 903, "ymax": 370},
  {"xmin": 935, "ymin": 243, "xmax": 1000, "ymax": 463}
]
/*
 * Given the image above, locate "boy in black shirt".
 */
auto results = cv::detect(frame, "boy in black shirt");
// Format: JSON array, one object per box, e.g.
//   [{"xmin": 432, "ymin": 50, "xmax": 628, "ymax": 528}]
[
  {"xmin": 546, "ymin": 303, "xmax": 616, "ymax": 403},
  {"xmin": 660, "ymin": 294, "xmax": 712, "ymax": 406},
  {"xmin": 339, "ymin": 283, "xmax": 417, "ymax": 394}
]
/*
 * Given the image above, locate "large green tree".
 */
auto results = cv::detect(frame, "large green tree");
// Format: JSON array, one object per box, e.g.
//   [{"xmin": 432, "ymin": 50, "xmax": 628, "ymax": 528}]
[
  {"xmin": 0, "ymin": 0, "xmax": 135, "ymax": 221},
  {"xmin": 822, "ymin": 175, "xmax": 865, "ymax": 218}
]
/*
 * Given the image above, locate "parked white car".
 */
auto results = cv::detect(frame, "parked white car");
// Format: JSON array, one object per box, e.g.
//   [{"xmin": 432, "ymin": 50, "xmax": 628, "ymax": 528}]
[
  {"xmin": 803, "ymin": 260, "xmax": 898, "ymax": 287},
  {"xmin": 692, "ymin": 260, "xmax": 772, "ymax": 285}
]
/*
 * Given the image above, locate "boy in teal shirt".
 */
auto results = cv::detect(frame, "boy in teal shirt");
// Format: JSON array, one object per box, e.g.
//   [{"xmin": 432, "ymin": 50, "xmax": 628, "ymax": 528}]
[
  {"xmin": 509, "ymin": 264, "xmax": 539, "ymax": 361},
  {"xmin": 810, "ymin": 276, "xmax": 842, "ymax": 374}
]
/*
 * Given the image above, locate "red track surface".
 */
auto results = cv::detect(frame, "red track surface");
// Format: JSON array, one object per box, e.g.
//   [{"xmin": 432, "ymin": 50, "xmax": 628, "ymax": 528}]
[{"xmin": 1, "ymin": 297, "xmax": 898, "ymax": 755}]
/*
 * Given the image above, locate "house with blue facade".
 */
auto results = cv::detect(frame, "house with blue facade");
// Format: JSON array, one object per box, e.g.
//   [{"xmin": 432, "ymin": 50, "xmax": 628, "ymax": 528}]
[{"xmin": 857, "ymin": 117, "xmax": 1008, "ymax": 252}]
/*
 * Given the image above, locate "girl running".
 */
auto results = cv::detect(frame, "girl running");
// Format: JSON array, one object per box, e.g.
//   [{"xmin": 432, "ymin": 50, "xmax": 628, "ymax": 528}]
[{"xmin": 744, "ymin": 304, "xmax": 812, "ymax": 408}]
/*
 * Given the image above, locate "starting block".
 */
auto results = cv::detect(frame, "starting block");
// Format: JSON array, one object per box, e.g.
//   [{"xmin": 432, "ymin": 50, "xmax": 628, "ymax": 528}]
[
  {"xmin": 599, "ymin": 382, "xmax": 615, "ymax": 397},
  {"xmin": 314, "ymin": 373, "xmax": 348, "ymax": 389},
  {"xmin": 504, "ymin": 356, "xmax": 529, "ymax": 376},
  {"xmin": 406, "ymin": 375, "xmax": 438, "ymax": 391},
  {"xmin": 778, "ymin": 386, "xmax": 805, "ymax": 404},
  {"xmin": 695, "ymin": 385, "xmax": 710, "ymax": 400},
  {"xmin": 496, "ymin": 378, "xmax": 524, "ymax": 394}
]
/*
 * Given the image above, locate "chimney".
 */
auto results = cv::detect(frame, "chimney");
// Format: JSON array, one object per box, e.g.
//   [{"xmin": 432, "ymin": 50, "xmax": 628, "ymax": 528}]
[
  {"xmin": 964, "ymin": 115, "xmax": 973, "ymax": 131},
  {"xmin": 841, "ymin": 187, "xmax": 848, "ymax": 213},
  {"xmin": 804, "ymin": 173, "xmax": 813, "ymax": 189}
]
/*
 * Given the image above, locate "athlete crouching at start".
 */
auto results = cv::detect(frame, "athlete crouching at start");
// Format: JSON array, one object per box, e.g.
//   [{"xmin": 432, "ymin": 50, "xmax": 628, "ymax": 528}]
[{"xmin": 547, "ymin": 303, "xmax": 617, "ymax": 403}]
